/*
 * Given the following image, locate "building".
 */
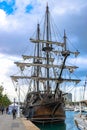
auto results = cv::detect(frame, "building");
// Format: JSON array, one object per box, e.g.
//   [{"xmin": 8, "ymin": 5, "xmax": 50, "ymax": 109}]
[{"xmin": 64, "ymin": 93, "xmax": 72, "ymax": 102}]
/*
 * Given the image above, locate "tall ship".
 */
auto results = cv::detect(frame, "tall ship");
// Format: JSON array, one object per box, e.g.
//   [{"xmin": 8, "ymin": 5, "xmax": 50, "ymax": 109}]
[{"xmin": 11, "ymin": 4, "xmax": 81, "ymax": 123}]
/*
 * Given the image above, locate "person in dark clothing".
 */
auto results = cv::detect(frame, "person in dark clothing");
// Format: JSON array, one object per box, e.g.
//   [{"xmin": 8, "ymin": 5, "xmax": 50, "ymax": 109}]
[
  {"xmin": 12, "ymin": 108, "xmax": 17, "ymax": 119},
  {"xmin": 1, "ymin": 106, "xmax": 4, "ymax": 114},
  {"xmin": 6, "ymin": 107, "xmax": 9, "ymax": 114}
]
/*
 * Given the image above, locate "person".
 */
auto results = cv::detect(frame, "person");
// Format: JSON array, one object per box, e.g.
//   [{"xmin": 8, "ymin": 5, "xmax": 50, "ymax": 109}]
[
  {"xmin": 12, "ymin": 108, "xmax": 16, "ymax": 119},
  {"xmin": 1, "ymin": 106, "xmax": 4, "ymax": 114},
  {"xmin": 6, "ymin": 107, "xmax": 9, "ymax": 114}
]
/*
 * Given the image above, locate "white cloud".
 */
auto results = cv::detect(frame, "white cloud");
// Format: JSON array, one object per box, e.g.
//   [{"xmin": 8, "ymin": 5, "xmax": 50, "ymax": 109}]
[
  {"xmin": 0, "ymin": 9, "xmax": 19, "ymax": 32},
  {"xmin": 71, "ymin": 86, "xmax": 87, "ymax": 102},
  {"xmin": 0, "ymin": 54, "xmax": 13, "ymax": 78},
  {"xmin": 0, "ymin": 53, "xmax": 22, "ymax": 101},
  {"xmin": 76, "ymin": 56, "xmax": 87, "ymax": 70},
  {"xmin": 0, "ymin": 9, "xmax": 8, "ymax": 28},
  {"xmin": 0, "ymin": 53, "xmax": 29, "ymax": 102},
  {"xmin": 43, "ymin": 0, "xmax": 87, "ymax": 15},
  {"xmin": 68, "ymin": 56, "xmax": 87, "ymax": 70}
]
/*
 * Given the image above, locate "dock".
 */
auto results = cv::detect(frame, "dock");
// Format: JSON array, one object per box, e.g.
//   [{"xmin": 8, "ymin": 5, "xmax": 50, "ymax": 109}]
[
  {"xmin": 21, "ymin": 117, "xmax": 40, "ymax": 130},
  {"xmin": 74, "ymin": 114, "xmax": 87, "ymax": 130},
  {"xmin": 0, "ymin": 113, "xmax": 40, "ymax": 130}
]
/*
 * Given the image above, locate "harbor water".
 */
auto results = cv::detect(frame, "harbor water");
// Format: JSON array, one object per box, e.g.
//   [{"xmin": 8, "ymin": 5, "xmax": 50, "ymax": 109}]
[{"xmin": 36, "ymin": 111, "xmax": 78, "ymax": 130}]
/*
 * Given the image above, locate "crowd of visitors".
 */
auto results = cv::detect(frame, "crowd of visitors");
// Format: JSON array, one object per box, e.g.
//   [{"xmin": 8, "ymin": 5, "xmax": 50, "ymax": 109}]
[{"xmin": 0, "ymin": 105, "xmax": 17, "ymax": 119}]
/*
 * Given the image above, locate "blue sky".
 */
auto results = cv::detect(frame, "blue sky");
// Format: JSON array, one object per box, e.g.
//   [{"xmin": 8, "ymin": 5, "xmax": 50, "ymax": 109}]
[
  {"xmin": 0, "ymin": 0, "xmax": 15, "ymax": 14},
  {"xmin": 0, "ymin": 0, "xmax": 33, "ymax": 14},
  {"xmin": 0, "ymin": 0, "xmax": 87, "ymax": 101}
]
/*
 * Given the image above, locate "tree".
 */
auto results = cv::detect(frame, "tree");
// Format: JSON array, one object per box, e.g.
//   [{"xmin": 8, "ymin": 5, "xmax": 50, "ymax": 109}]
[
  {"xmin": 0, "ymin": 85, "xmax": 3, "ymax": 106},
  {"xmin": 0, "ymin": 85, "xmax": 3, "ymax": 94},
  {"xmin": 0, "ymin": 85, "xmax": 11, "ymax": 107},
  {"xmin": 2, "ymin": 94, "xmax": 11, "ymax": 107}
]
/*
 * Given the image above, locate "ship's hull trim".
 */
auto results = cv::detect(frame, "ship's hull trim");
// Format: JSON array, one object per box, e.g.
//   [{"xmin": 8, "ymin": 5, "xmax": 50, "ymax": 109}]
[{"xmin": 31, "ymin": 117, "xmax": 65, "ymax": 123}]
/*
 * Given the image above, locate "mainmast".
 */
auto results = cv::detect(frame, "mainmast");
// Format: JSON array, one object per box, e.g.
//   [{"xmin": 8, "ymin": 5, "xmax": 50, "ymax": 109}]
[
  {"xmin": 64, "ymin": 30, "xmax": 67, "ymax": 51},
  {"xmin": 46, "ymin": 4, "xmax": 50, "ymax": 89},
  {"xmin": 36, "ymin": 23, "xmax": 40, "ymax": 91},
  {"xmin": 42, "ymin": 4, "xmax": 52, "ymax": 91}
]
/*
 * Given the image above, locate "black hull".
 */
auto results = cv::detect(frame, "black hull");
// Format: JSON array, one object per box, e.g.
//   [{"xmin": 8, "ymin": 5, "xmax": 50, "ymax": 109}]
[{"xmin": 31, "ymin": 117, "xmax": 65, "ymax": 124}]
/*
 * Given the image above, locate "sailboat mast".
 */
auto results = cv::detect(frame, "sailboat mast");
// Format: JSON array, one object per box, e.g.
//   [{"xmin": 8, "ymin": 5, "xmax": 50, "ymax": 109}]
[
  {"xmin": 64, "ymin": 30, "xmax": 67, "ymax": 51},
  {"xmin": 55, "ymin": 31, "xmax": 69, "ymax": 93},
  {"xmin": 46, "ymin": 4, "xmax": 50, "ymax": 88},
  {"xmin": 37, "ymin": 23, "xmax": 40, "ymax": 91},
  {"xmin": 58, "ymin": 30, "xmax": 67, "ymax": 78}
]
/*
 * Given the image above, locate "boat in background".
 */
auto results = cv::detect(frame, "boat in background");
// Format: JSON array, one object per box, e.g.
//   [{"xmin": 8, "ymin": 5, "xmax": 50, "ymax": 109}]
[
  {"xmin": 74, "ymin": 106, "xmax": 80, "ymax": 112},
  {"xmin": 74, "ymin": 105, "xmax": 87, "ymax": 113},
  {"xmin": 74, "ymin": 77, "xmax": 87, "ymax": 129},
  {"xmin": 11, "ymin": 4, "xmax": 80, "ymax": 123},
  {"xmin": 75, "ymin": 113, "xmax": 87, "ymax": 130}
]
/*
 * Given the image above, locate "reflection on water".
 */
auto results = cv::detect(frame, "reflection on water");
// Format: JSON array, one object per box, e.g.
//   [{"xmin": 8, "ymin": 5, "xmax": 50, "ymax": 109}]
[
  {"xmin": 36, "ymin": 123, "xmax": 66, "ymax": 130},
  {"xmin": 65, "ymin": 111, "xmax": 78, "ymax": 130},
  {"xmin": 35, "ymin": 111, "xmax": 78, "ymax": 130}
]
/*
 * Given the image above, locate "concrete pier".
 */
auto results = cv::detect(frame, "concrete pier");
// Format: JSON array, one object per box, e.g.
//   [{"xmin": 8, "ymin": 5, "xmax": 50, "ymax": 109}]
[
  {"xmin": 21, "ymin": 118, "xmax": 40, "ymax": 130},
  {"xmin": 0, "ymin": 113, "xmax": 40, "ymax": 130}
]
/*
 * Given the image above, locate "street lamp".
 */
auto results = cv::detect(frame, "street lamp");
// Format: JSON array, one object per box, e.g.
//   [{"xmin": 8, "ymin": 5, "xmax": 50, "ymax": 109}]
[{"xmin": 16, "ymin": 83, "xmax": 20, "ymax": 118}]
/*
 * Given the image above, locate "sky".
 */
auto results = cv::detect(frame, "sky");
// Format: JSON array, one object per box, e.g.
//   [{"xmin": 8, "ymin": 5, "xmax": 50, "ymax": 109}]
[{"xmin": 0, "ymin": 0, "xmax": 87, "ymax": 102}]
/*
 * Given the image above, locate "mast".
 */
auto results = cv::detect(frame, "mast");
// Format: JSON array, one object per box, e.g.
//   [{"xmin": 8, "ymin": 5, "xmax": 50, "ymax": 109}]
[
  {"xmin": 64, "ymin": 30, "xmax": 67, "ymax": 51},
  {"xmin": 55, "ymin": 30, "xmax": 70, "ymax": 93},
  {"xmin": 36, "ymin": 23, "xmax": 40, "ymax": 91},
  {"xmin": 83, "ymin": 75, "xmax": 87, "ymax": 99},
  {"xmin": 46, "ymin": 4, "xmax": 50, "ymax": 89},
  {"xmin": 42, "ymin": 4, "xmax": 52, "ymax": 91},
  {"xmin": 59, "ymin": 30, "xmax": 67, "ymax": 78}
]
